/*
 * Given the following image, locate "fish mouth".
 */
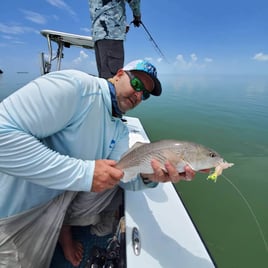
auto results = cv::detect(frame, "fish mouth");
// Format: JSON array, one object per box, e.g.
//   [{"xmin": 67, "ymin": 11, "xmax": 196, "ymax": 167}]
[
  {"xmin": 214, "ymin": 160, "xmax": 223, "ymax": 167},
  {"xmin": 215, "ymin": 159, "xmax": 229, "ymax": 167},
  {"xmin": 209, "ymin": 159, "xmax": 225, "ymax": 168}
]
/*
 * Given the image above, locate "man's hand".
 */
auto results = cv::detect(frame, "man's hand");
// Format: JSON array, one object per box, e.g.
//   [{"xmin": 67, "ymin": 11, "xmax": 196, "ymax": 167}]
[
  {"xmin": 141, "ymin": 159, "xmax": 196, "ymax": 183},
  {"xmin": 132, "ymin": 16, "xmax": 141, "ymax": 27},
  {"xmin": 91, "ymin": 160, "xmax": 123, "ymax": 192}
]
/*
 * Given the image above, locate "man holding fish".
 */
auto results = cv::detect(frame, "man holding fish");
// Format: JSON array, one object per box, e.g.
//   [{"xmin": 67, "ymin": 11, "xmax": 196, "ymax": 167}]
[{"xmin": 0, "ymin": 59, "xmax": 231, "ymax": 267}]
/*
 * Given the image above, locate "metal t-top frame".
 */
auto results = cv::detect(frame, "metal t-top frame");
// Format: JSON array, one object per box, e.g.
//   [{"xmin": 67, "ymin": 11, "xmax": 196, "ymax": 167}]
[{"xmin": 40, "ymin": 29, "xmax": 94, "ymax": 74}]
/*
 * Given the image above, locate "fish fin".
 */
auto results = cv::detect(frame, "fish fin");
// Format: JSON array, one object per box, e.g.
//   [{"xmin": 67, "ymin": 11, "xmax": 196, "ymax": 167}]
[
  {"xmin": 121, "ymin": 171, "xmax": 138, "ymax": 182},
  {"xmin": 161, "ymin": 150, "xmax": 187, "ymax": 172},
  {"xmin": 120, "ymin": 142, "xmax": 148, "ymax": 158},
  {"xmin": 160, "ymin": 166, "xmax": 167, "ymax": 173},
  {"xmin": 131, "ymin": 141, "xmax": 147, "ymax": 149}
]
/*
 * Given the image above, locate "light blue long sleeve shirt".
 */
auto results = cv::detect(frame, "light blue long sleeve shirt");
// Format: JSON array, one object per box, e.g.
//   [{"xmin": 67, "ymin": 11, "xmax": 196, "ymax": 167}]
[
  {"xmin": 89, "ymin": 0, "xmax": 141, "ymax": 42},
  {"xmin": 0, "ymin": 70, "xmax": 154, "ymax": 218}
]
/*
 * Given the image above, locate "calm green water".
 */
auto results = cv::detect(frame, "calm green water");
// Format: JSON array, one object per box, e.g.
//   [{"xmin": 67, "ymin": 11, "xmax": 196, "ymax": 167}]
[
  {"xmin": 128, "ymin": 74, "xmax": 268, "ymax": 268},
  {"xmin": 1, "ymin": 72, "xmax": 268, "ymax": 267}
]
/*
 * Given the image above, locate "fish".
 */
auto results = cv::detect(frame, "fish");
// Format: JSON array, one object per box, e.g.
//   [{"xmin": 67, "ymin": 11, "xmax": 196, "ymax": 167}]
[{"xmin": 116, "ymin": 139, "xmax": 234, "ymax": 182}]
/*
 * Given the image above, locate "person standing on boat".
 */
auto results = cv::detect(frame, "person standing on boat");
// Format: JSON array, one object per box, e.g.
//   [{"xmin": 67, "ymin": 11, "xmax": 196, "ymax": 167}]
[
  {"xmin": 0, "ymin": 59, "xmax": 195, "ymax": 267},
  {"xmin": 89, "ymin": 0, "xmax": 142, "ymax": 79}
]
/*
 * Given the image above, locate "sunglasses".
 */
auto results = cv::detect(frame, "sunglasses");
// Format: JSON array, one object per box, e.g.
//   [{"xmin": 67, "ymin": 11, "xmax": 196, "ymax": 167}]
[{"xmin": 125, "ymin": 71, "xmax": 151, "ymax": 100}]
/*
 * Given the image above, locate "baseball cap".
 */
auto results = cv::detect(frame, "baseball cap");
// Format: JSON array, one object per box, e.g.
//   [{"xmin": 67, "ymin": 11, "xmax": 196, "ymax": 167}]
[{"xmin": 123, "ymin": 60, "xmax": 162, "ymax": 96}]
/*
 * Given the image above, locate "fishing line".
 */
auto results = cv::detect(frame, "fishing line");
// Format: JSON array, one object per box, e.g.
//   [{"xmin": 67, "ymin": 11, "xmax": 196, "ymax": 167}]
[
  {"xmin": 222, "ymin": 174, "xmax": 268, "ymax": 253},
  {"xmin": 130, "ymin": 21, "xmax": 170, "ymax": 63}
]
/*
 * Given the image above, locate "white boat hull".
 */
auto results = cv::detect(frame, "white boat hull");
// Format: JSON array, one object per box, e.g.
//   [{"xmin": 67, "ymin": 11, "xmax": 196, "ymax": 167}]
[{"xmin": 124, "ymin": 116, "xmax": 216, "ymax": 267}]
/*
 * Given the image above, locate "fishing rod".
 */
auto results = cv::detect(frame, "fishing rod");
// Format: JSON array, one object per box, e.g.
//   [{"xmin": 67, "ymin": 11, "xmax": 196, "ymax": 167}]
[{"xmin": 130, "ymin": 20, "xmax": 169, "ymax": 63}]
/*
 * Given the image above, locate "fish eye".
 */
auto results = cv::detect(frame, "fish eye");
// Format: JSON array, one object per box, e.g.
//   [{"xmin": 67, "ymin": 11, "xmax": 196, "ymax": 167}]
[{"xmin": 209, "ymin": 152, "xmax": 217, "ymax": 158}]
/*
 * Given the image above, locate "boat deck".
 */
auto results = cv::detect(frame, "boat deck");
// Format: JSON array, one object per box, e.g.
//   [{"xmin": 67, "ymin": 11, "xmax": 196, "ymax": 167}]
[{"xmin": 50, "ymin": 226, "xmax": 112, "ymax": 268}]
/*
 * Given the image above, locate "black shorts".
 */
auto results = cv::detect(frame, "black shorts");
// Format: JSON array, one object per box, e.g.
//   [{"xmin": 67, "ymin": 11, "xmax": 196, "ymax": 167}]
[{"xmin": 94, "ymin": 39, "xmax": 124, "ymax": 79}]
